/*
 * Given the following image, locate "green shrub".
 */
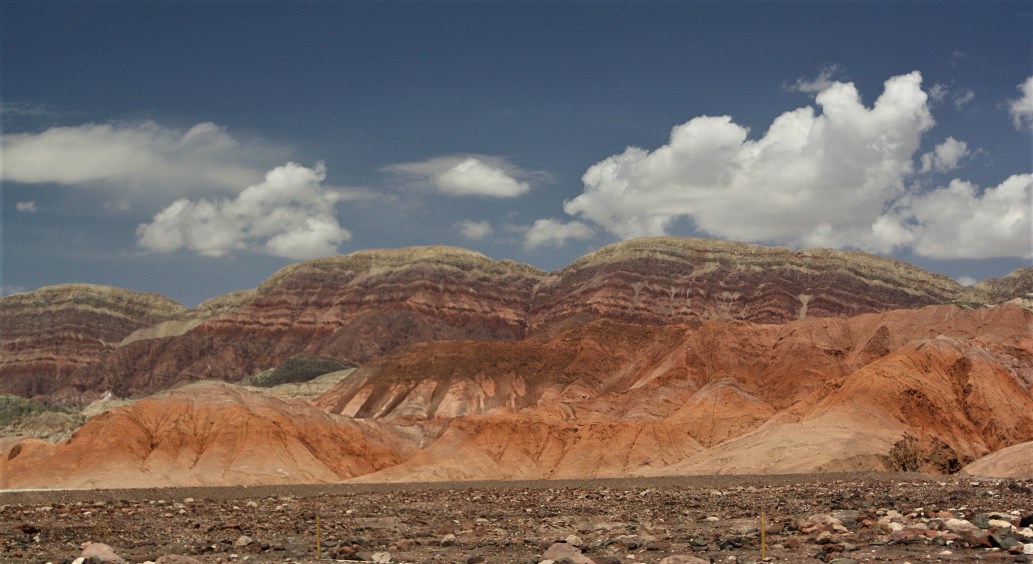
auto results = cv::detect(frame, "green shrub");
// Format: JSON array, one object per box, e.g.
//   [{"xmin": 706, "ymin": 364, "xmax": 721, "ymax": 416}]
[
  {"xmin": 0, "ymin": 394, "xmax": 47, "ymax": 426},
  {"xmin": 251, "ymin": 357, "xmax": 351, "ymax": 387}
]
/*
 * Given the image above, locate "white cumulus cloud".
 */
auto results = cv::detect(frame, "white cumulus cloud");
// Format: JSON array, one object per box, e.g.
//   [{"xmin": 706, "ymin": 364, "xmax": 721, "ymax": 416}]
[
  {"xmin": 1, "ymin": 121, "xmax": 285, "ymax": 204},
  {"xmin": 1009, "ymin": 76, "xmax": 1033, "ymax": 130},
  {"xmin": 136, "ymin": 162, "xmax": 350, "ymax": 260},
  {"xmin": 919, "ymin": 137, "xmax": 970, "ymax": 173},
  {"xmin": 563, "ymin": 71, "xmax": 934, "ymax": 252},
  {"xmin": 15, "ymin": 201, "xmax": 37, "ymax": 213},
  {"xmin": 882, "ymin": 174, "xmax": 1032, "ymax": 259},
  {"xmin": 456, "ymin": 219, "xmax": 494, "ymax": 241},
  {"xmin": 524, "ymin": 219, "xmax": 595, "ymax": 250},
  {"xmin": 383, "ymin": 155, "xmax": 538, "ymax": 198},
  {"xmin": 437, "ymin": 158, "xmax": 529, "ymax": 197}
]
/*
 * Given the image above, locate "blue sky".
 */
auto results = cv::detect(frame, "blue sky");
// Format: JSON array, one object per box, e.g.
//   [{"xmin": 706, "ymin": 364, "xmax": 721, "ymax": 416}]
[{"xmin": 2, "ymin": 1, "xmax": 1031, "ymax": 306}]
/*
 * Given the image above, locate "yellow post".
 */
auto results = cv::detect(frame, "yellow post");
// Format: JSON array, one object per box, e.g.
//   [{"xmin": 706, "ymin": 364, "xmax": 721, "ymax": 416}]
[
  {"xmin": 760, "ymin": 510, "xmax": 766, "ymax": 560},
  {"xmin": 316, "ymin": 513, "xmax": 322, "ymax": 559}
]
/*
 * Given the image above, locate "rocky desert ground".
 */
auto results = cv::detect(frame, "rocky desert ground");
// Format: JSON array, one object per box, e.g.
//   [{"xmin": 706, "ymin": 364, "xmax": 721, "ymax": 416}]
[{"xmin": 2, "ymin": 474, "xmax": 1032, "ymax": 563}]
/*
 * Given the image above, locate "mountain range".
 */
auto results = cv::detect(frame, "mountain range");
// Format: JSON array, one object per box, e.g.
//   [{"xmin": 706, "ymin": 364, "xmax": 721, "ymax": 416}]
[{"xmin": 1, "ymin": 237, "xmax": 1030, "ymax": 488}]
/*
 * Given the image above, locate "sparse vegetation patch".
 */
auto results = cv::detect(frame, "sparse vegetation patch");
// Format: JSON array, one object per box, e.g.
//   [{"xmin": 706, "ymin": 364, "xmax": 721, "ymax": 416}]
[{"xmin": 248, "ymin": 356, "xmax": 352, "ymax": 387}]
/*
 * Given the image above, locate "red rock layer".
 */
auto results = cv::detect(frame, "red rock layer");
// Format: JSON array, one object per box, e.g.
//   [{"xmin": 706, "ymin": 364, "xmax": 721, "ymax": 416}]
[
  {"xmin": 3, "ymin": 239, "xmax": 1025, "ymax": 403},
  {"xmin": 529, "ymin": 238, "xmax": 964, "ymax": 329},
  {"xmin": 0, "ymin": 285, "xmax": 186, "ymax": 398},
  {"xmin": 60, "ymin": 247, "xmax": 543, "ymax": 400}
]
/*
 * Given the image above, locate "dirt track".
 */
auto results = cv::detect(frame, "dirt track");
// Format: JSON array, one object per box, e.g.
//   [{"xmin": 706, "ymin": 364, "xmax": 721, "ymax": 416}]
[{"xmin": 2, "ymin": 473, "xmax": 1031, "ymax": 563}]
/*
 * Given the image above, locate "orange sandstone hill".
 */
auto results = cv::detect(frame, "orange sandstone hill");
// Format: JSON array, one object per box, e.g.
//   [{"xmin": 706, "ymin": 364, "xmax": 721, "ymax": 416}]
[
  {"xmin": 0, "ymin": 238, "xmax": 1030, "ymax": 488},
  {"xmin": 0, "ymin": 383, "xmax": 408, "ymax": 489},
  {"xmin": 320, "ymin": 304, "xmax": 1033, "ymax": 481}
]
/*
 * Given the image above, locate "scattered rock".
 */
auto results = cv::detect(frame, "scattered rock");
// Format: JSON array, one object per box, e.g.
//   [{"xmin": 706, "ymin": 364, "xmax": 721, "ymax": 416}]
[
  {"xmin": 2, "ymin": 476, "xmax": 1032, "ymax": 563},
  {"xmin": 542, "ymin": 542, "xmax": 595, "ymax": 564},
  {"xmin": 80, "ymin": 542, "xmax": 127, "ymax": 564},
  {"xmin": 944, "ymin": 518, "xmax": 980, "ymax": 533}
]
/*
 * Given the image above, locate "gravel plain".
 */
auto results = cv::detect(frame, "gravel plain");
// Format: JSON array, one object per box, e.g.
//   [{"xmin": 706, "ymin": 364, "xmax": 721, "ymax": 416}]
[{"xmin": 2, "ymin": 473, "xmax": 1031, "ymax": 563}]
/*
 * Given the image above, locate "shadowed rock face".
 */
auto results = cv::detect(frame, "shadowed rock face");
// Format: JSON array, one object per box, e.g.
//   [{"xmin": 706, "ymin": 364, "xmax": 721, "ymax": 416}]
[
  {"xmin": 0, "ymin": 285, "xmax": 186, "ymax": 398},
  {"xmin": 0, "ymin": 239, "xmax": 1026, "ymax": 403}
]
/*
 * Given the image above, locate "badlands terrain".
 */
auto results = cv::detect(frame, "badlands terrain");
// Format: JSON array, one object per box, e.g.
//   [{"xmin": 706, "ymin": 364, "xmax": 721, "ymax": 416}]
[{"xmin": 0, "ymin": 237, "xmax": 1031, "ymax": 492}]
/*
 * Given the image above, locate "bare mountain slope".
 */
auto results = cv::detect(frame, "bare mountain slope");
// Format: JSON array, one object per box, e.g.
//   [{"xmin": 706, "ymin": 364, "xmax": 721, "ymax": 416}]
[{"xmin": 0, "ymin": 382, "xmax": 408, "ymax": 489}]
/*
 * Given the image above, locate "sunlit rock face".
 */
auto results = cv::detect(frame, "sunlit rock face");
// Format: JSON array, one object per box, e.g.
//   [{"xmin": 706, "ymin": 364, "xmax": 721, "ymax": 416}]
[
  {"xmin": 316, "ymin": 304, "xmax": 1033, "ymax": 481},
  {"xmin": 0, "ymin": 382, "xmax": 409, "ymax": 489},
  {"xmin": 529, "ymin": 237, "xmax": 964, "ymax": 330}
]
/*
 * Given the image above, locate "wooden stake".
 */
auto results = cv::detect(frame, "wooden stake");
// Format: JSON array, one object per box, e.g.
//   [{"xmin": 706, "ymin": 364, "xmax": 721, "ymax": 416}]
[
  {"xmin": 316, "ymin": 513, "xmax": 322, "ymax": 559},
  {"xmin": 760, "ymin": 510, "xmax": 767, "ymax": 560}
]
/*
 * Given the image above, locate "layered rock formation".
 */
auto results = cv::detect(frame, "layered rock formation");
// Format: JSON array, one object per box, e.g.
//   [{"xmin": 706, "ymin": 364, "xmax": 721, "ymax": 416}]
[
  {"xmin": 529, "ymin": 237, "xmax": 964, "ymax": 329},
  {"xmin": 7, "ymin": 238, "xmax": 1003, "ymax": 402},
  {"xmin": 964, "ymin": 266, "xmax": 1033, "ymax": 306},
  {"xmin": 60, "ymin": 247, "xmax": 543, "ymax": 400},
  {"xmin": 6, "ymin": 302, "xmax": 1025, "ymax": 489},
  {"xmin": 314, "ymin": 304, "xmax": 1033, "ymax": 481},
  {"xmin": 0, "ymin": 285, "xmax": 186, "ymax": 398}
]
